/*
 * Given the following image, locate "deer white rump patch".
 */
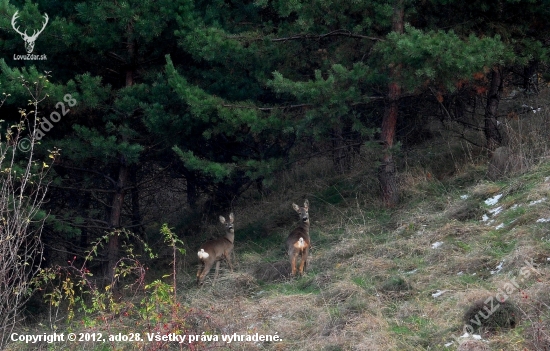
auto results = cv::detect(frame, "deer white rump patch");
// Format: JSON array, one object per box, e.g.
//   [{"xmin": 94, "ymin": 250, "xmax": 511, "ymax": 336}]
[
  {"xmin": 294, "ymin": 237, "xmax": 306, "ymax": 249},
  {"xmin": 197, "ymin": 248, "xmax": 209, "ymax": 259}
]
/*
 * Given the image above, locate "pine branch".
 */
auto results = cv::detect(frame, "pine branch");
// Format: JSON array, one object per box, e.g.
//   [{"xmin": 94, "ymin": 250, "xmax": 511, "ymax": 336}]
[
  {"xmin": 272, "ymin": 29, "xmax": 384, "ymax": 42},
  {"xmin": 222, "ymin": 103, "xmax": 313, "ymax": 111},
  {"xmin": 227, "ymin": 29, "xmax": 383, "ymax": 43}
]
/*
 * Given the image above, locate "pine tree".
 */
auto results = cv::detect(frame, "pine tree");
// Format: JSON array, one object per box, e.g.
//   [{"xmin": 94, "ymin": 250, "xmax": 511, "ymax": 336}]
[
  {"xmin": 263, "ymin": 0, "xmax": 511, "ymax": 205},
  {"xmin": 1, "ymin": 0, "xmax": 188, "ymax": 281},
  {"xmin": 413, "ymin": 0, "xmax": 550, "ymax": 151}
]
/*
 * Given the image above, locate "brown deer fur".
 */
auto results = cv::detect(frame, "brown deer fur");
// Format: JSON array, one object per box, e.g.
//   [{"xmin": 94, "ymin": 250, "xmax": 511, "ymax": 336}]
[
  {"xmin": 196, "ymin": 213, "xmax": 234, "ymax": 286},
  {"xmin": 286, "ymin": 200, "xmax": 310, "ymax": 276}
]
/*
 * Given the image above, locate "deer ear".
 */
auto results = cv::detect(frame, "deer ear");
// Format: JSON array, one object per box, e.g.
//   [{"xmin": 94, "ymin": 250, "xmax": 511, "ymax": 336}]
[
  {"xmin": 304, "ymin": 199, "xmax": 309, "ymax": 209},
  {"xmin": 292, "ymin": 203, "xmax": 300, "ymax": 212},
  {"xmin": 229, "ymin": 213, "xmax": 234, "ymax": 222},
  {"xmin": 219, "ymin": 216, "xmax": 226, "ymax": 224}
]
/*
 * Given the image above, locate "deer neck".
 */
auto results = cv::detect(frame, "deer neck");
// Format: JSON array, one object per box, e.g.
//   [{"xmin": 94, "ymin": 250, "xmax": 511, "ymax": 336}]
[{"xmin": 224, "ymin": 230, "xmax": 235, "ymax": 244}]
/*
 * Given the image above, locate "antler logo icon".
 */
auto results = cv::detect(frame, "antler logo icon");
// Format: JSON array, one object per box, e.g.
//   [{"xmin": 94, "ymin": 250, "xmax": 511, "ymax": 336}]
[{"xmin": 11, "ymin": 11, "xmax": 48, "ymax": 54}]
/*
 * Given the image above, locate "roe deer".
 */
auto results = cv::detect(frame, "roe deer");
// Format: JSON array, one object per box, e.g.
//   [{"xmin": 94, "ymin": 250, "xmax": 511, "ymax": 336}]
[
  {"xmin": 286, "ymin": 200, "xmax": 310, "ymax": 276},
  {"xmin": 197, "ymin": 213, "xmax": 234, "ymax": 286}
]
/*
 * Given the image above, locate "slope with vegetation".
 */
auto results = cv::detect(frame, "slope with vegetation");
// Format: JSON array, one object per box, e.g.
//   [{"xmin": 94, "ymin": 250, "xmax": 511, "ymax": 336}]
[{"xmin": 181, "ymin": 136, "xmax": 550, "ymax": 350}]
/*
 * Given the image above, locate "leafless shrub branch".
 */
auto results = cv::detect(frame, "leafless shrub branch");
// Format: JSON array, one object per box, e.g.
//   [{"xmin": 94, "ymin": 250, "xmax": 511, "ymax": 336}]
[{"xmin": 0, "ymin": 78, "xmax": 52, "ymax": 348}]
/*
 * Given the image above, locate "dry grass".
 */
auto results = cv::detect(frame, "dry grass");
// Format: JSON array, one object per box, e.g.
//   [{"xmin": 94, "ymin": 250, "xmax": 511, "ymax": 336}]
[
  {"xmin": 134, "ymin": 91, "xmax": 550, "ymax": 350},
  {"xmin": 152, "ymin": 89, "xmax": 550, "ymax": 350},
  {"xmin": 175, "ymin": 153, "xmax": 550, "ymax": 351}
]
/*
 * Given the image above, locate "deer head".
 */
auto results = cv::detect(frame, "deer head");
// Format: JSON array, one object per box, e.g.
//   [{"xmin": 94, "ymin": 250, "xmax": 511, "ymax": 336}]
[
  {"xmin": 292, "ymin": 199, "xmax": 309, "ymax": 223},
  {"xmin": 12, "ymin": 11, "xmax": 49, "ymax": 53}
]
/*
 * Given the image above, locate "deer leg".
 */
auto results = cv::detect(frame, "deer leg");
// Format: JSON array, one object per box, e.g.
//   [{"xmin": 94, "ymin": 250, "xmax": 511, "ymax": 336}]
[
  {"xmin": 197, "ymin": 262, "xmax": 204, "ymax": 285},
  {"xmin": 290, "ymin": 253, "xmax": 297, "ymax": 276},
  {"xmin": 299, "ymin": 247, "xmax": 309, "ymax": 275},
  {"xmin": 198, "ymin": 260, "xmax": 215, "ymax": 286},
  {"xmin": 213, "ymin": 261, "xmax": 221, "ymax": 285},
  {"xmin": 226, "ymin": 254, "xmax": 233, "ymax": 272}
]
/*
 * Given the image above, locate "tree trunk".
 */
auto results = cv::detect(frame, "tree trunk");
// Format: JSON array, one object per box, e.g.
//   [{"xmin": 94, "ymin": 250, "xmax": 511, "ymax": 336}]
[
  {"xmin": 130, "ymin": 165, "xmax": 144, "ymax": 236},
  {"xmin": 107, "ymin": 155, "xmax": 128, "ymax": 282},
  {"xmin": 378, "ymin": 1, "xmax": 403, "ymax": 207},
  {"xmin": 523, "ymin": 60, "xmax": 538, "ymax": 93},
  {"xmin": 378, "ymin": 81, "xmax": 400, "ymax": 207},
  {"xmin": 332, "ymin": 121, "xmax": 346, "ymax": 174},
  {"xmin": 78, "ymin": 193, "xmax": 91, "ymax": 251},
  {"xmin": 484, "ymin": 67, "xmax": 503, "ymax": 153},
  {"xmin": 107, "ymin": 23, "xmax": 135, "ymax": 283},
  {"xmin": 183, "ymin": 168, "xmax": 198, "ymax": 208}
]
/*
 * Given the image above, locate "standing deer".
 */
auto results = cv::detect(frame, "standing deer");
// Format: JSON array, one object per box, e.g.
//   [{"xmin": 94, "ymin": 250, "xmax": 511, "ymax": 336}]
[
  {"xmin": 197, "ymin": 213, "xmax": 235, "ymax": 286},
  {"xmin": 286, "ymin": 200, "xmax": 310, "ymax": 276}
]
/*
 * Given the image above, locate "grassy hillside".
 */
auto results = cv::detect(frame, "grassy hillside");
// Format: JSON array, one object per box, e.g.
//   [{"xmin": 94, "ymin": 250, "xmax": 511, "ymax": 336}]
[
  {"xmin": 9, "ymin": 145, "xmax": 550, "ymax": 351},
  {"xmin": 181, "ymin": 155, "xmax": 550, "ymax": 350}
]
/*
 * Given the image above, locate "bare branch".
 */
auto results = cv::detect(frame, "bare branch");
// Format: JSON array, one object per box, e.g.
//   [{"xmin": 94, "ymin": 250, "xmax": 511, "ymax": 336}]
[{"xmin": 0, "ymin": 77, "xmax": 51, "ymax": 348}]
